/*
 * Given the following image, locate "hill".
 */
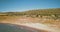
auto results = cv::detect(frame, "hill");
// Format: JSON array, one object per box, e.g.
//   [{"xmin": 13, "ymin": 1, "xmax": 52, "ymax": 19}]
[
  {"xmin": 0, "ymin": 8, "xmax": 60, "ymax": 15},
  {"xmin": 0, "ymin": 8, "xmax": 60, "ymax": 19}
]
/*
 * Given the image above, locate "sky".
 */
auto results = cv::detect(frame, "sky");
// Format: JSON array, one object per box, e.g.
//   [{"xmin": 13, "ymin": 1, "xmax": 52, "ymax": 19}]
[{"xmin": 0, "ymin": 0, "xmax": 60, "ymax": 12}]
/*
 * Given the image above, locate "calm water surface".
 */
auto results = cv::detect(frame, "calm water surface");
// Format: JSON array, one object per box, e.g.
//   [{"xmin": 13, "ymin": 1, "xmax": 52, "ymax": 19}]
[{"xmin": 0, "ymin": 23, "xmax": 48, "ymax": 32}]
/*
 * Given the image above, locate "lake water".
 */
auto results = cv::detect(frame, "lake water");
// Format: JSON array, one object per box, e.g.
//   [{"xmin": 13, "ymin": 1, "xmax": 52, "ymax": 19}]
[{"xmin": 0, "ymin": 23, "xmax": 46, "ymax": 32}]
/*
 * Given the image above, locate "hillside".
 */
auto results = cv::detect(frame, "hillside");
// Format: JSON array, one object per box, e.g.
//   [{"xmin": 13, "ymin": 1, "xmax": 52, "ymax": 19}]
[
  {"xmin": 24, "ymin": 8, "xmax": 60, "ymax": 15},
  {"xmin": 0, "ymin": 8, "xmax": 60, "ymax": 19},
  {"xmin": 0, "ymin": 8, "xmax": 60, "ymax": 15}
]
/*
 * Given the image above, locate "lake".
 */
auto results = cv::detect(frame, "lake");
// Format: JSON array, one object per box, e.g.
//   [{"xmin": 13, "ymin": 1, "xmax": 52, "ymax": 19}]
[{"xmin": 0, "ymin": 23, "xmax": 48, "ymax": 32}]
